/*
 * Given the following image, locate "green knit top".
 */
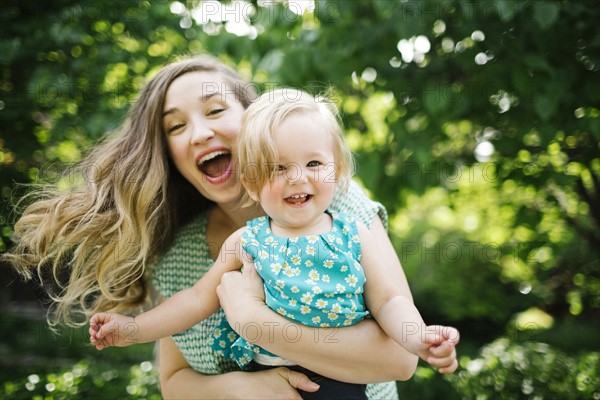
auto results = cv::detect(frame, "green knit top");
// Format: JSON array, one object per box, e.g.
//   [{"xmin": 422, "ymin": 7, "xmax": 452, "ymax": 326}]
[{"xmin": 152, "ymin": 181, "xmax": 399, "ymax": 400}]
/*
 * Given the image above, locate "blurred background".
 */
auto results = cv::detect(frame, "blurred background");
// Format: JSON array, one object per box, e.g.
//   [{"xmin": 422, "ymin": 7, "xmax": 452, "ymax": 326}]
[{"xmin": 1, "ymin": 1, "xmax": 598, "ymax": 399}]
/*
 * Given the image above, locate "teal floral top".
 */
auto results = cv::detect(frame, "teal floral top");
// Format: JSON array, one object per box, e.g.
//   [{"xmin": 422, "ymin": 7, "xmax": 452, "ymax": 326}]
[{"xmin": 211, "ymin": 212, "xmax": 370, "ymax": 367}]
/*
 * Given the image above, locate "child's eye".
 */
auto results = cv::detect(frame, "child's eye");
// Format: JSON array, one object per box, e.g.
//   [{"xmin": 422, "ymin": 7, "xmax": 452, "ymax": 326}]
[
  {"xmin": 307, "ymin": 160, "xmax": 322, "ymax": 167},
  {"xmin": 277, "ymin": 164, "xmax": 287, "ymax": 171}
]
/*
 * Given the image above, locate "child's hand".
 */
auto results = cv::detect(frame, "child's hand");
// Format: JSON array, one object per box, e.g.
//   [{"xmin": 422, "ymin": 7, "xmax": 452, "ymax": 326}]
[
  {"xmin": 89, "ymin": 313, "xmax": 138, "ymax": 350},
  {"xmin": 415, "ymin": 325, "xmax": 460, "ymax": 374}
]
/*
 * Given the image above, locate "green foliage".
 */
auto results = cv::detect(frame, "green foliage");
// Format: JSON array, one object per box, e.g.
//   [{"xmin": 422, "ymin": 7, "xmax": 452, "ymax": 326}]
[
  {"xmin": 2, "ymin": 360, "xmax": 160, "ymax": 400},
  {"xmin": 447, "ymin": 337, "xmax": 600, "ymax": 400},
  {"xmin": 0, "ymin": 312, "xmax": 158, "ymax": 399}
]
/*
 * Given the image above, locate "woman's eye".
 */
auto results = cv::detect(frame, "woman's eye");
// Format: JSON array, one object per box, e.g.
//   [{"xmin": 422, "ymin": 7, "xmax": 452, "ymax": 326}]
[
  {"xmin": 307, "ymin": 160, "xmax": 322, "ymax": 167},
  {"xmin": 207, "ymin": 107, "xmax": 225, "ymax": 116},
  {"xmin": 167, "ymin": 123, "xmax": 184, "ymax": 134}
]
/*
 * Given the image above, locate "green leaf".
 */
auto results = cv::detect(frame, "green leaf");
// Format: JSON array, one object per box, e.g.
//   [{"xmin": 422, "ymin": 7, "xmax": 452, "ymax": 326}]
[
  {"xmin": 534, "ymin": 1, "xmax": 560, "ymax": 30},
  {"xmin": 534, "ymin": 95, "xmax": 558, "ymax": 121}
]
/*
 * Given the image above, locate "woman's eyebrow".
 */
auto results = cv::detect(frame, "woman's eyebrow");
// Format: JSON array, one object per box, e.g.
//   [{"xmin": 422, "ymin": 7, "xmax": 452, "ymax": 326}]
[{"xmin": 162, "ymin": 93, "xmax": 222, "ymax": 117}]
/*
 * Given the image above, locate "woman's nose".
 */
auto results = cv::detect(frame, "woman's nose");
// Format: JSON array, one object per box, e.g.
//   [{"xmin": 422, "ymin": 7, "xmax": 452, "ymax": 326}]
[{"xmin": 190, "ymin": 120, "xmax": 215, "ymax": 144}]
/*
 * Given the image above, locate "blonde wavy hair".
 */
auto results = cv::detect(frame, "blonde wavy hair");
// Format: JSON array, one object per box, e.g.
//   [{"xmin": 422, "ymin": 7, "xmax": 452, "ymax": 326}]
[
  {"xmin": 237, "ymin": 88, "xmax": 355, "ymax": 205},
  {"xmin": 2, "ymin": 55, "xmax": 256, "ymax": 327}
]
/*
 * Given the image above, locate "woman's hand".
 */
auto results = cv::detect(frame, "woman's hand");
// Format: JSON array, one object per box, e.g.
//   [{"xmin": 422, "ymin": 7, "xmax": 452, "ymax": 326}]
[
  {"xmin": 159, "ymin": 337, "xmax": 319, "ymax": 399},
  {"xmin": 236, "ymin": 367, "xmax": 320, "ymax": 399}
]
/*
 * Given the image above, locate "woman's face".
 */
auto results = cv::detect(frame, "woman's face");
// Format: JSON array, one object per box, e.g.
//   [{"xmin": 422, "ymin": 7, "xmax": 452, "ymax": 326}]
[{"xmin": 163, "ymin": 71, "xmax": 246, "ymax": 205}]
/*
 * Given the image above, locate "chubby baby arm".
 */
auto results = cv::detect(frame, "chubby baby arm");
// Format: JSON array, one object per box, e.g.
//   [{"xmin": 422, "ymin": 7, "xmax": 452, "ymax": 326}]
[
  {"xmin": 90, "ymin": 228, "xmax": 246, "ymax": 350},
  {"xmin": 358, "ymin": 223, "xmax": 460, "ymax": 374}
]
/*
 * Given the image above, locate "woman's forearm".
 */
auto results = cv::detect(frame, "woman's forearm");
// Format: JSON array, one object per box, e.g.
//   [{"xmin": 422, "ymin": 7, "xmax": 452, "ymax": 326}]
[
  {"xmin": 158, "ymin": 337, "xmax": 317, "ymax": 399},
  {"xmin": 159, "ymin": 336, "xmax": 240, "ymax": 399},
  {"xmin": 238, "ymin": 304, "xmax": 418, "ymax": 383}
]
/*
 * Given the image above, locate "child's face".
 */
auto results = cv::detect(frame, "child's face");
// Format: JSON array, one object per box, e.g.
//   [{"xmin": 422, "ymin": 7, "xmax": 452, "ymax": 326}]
[{"xmin": 253, "ymin": 112, "xmax": 338, "ymax": 232}]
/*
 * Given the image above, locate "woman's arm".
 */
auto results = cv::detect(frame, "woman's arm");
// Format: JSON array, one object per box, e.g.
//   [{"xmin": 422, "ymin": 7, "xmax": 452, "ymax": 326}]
[
  {"xmin": 217, "ymin": 216, "xmax": 421, "ymax": 384},
  {"xmin": 217, "ymin": 266, "xmax": 417, "ymax": 384},
  {"xmin": 158, "ymin": 336, "xmax": 319, "ymax": 399}
]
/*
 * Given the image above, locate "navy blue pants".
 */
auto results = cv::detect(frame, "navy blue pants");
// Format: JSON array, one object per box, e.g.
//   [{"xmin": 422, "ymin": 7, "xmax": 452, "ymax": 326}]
[{"xmin": 249, "ymin": 361, "xmax": 368, "ymax": 400}]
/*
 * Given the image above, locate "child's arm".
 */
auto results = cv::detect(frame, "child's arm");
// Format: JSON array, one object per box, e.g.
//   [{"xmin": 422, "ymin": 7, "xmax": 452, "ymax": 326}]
[
  {"xmin": 357, "ymin": 223, "xmax": 459, "ymax": 373},
  {"xmin": 89, "ymin": 228, "xmax": 246, "ymax": 350}
]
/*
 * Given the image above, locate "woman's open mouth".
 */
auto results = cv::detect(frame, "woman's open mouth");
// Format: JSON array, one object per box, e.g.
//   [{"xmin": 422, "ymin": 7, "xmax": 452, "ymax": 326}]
[{"xmin": 197, "ymin": 150, "xmax": 233, "ymax": 184}]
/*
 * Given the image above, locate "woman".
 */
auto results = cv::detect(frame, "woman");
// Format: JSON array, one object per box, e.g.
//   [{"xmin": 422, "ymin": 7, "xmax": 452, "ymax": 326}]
[{"xmin": 5, "ymin": 55, "xmax": 458, "ymax": 399}]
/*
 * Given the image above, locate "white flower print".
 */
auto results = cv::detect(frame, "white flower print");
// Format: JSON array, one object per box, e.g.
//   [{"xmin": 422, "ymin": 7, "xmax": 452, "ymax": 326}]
[
  {"xmin": 315, "ymin": 299, "xmax": 328, "ymax": 309},
  {"xmin": 307, "ymin": 235, "xmax": 318, "ymax": 244},
  {"xmin": 300, "ymin": 292, "xmax": 314, "ymax": 304},
  {"xmin": 327, "ymin": 312, "xmax": 339, "ymax": 321},
  {"xmin": 305, "ymin": 260, "xmax": 313, "ymax": 267},
  {"xmin": 306, "ymin": 246, "xmax": 315, "ymax": 256},
  {"xmin": 308, "ymin": 270, "xmax": 320, "ymax": 281},
  {"xmin": 300, "ymin": 305, "xmax": 311, "ymax": 314},
  {"xmin": 312, "ymin": 286, "xmax": 323, "ymax": 294},
  {"xmin": 277, "ymin": 307, "xmax": 287, "ymax": 316},
  {"xmin": 258, "ymin": 250, "xmax": 269, "ymax": 260},
  {"xmin": 335, "ymin": 283, "xmax": 346, "ymax": 293},
  {"xmin": 289, "ymin": 299, "xmax": 297, "ymax": 307},
  {"xmin": 271, "ymin": 263, "xmax": 282, "ymax": 274},
  {"xmin": 291, "ymin": 254, "xmax": 302, "ymax": 265},
  {"xmin": 239, "ymin": 354, "xmax": 252, "ymax": 365},
  {"xmin": 291, "ymin": 286, "xmax": 300, "ymax": 293},
  {"xmin": 331, "ymin": 303, "xmax": 342, "ymax": 313},
  {"xmin": 340, "ymin": 265, "xmax": 348, "ymax": 272},
  {"xmin": 345, "ymin": 274, "xmax": 358, "ymax": 287},
  {"xmin": 276, "ymin": 279, "xmax": 285, "ymax": 288},
  {"xmin": 322, "ymin": 274, "xmax": 331, "ymax": 283},
  {"xmin": 311, "ymin": 316, "xmax": 321, "ymax": 324},
  {"xmin": 323, "ymin": 259, "xmax": 334, "ymax": 269}
]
